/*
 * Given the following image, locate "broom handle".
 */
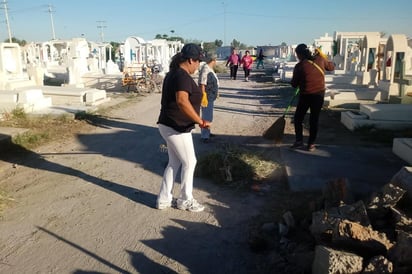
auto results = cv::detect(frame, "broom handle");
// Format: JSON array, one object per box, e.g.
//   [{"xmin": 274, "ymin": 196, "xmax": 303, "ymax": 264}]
[{"xmin": 283, "ymin": 88, "xmax": 300, "ymax": 116}]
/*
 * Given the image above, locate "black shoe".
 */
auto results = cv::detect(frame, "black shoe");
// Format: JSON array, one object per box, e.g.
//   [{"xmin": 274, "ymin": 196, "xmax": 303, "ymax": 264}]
[
  {"xmin": 201, "ymin": 138, "xmax": 210, "ymax": 143},
  {"xmin": 290, "ymin": 141, "xmax": 304, "ymax": 149}
]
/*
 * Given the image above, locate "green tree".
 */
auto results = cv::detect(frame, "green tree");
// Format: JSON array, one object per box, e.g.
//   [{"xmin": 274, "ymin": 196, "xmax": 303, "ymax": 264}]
[
  {"xmin": 231, "ymin": 39, "xmax": 240, "ymax": 49},
  {"xmin": 4, "ymin": 37, "xmax": 27, "ymax": 46},
  {"xmin": 184, "ymin": 39, "xmax": 202, "ymax": 45},
  {"xmin": 239, "ymin": 43, "xmax": 248, "ymax": 50},
  {"xmin": 214, "ymin": 39, "xmax": 223, "ymax": 47},
  {"xmin": 202, "ymin": 42, "xmax": 217, "ymax": 56},
  {"xmin": 154, "ymin": 34, "xmax": 184, "ymax": 43},
  {"xmin": 170, "ymin": 36, "xmax": 184, "ymax": 43}
]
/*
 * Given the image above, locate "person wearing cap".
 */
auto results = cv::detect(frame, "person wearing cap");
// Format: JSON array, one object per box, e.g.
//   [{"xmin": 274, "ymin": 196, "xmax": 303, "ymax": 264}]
[
  {"xmin": 198, "ymin": 54, "xmax": 219, "ymax": 143},
  {"xmin": 290, "ymin": 43, "xmax": 335, "ymax": 152},
  {"xmin": 156, "ymin": 43, "xmax": 210, "ymax": 212}
]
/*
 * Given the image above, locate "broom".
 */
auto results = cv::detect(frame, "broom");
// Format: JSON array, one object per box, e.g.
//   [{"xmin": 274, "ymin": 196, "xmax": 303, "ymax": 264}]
[{"xmin": 262, "ymin": 88, "xmax": 299, "ymax": 143}]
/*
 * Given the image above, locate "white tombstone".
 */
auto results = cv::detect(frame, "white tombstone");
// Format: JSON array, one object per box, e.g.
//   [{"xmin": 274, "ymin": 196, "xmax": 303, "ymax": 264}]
[
  {"xmin": 313, "ymin": 33, "xmax": 334, "ymax": 59},
  {"xmin": 356, "ymin": 34, "xmax": 387, "ymax": 86},
  {"xmin": 0, "ymin": 43, "xmax": 22, "ymax": 77},
  {"xmin": 379, "ymin": 34, "xmax": 412, "ymax": 102},
  {"xmin": 0, "ymin": 43, "xmax": 35, "ymax": 90},
  {"xmin": 334, "ymin": 32, "xmax": 381, "ymax": 73},
  {"xmin": 67, "ymin": 38, "xmax": 89, "ymax": 87}
]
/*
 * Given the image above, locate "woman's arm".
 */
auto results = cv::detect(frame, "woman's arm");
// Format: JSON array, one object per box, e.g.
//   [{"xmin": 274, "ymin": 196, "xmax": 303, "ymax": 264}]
[{"xmin": 176, "ymin": 91, "xmax": 211, "ymax": 127}]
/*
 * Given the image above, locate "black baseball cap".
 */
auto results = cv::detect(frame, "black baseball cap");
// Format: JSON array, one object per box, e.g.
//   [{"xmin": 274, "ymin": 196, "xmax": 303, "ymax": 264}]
[
  {"xmin": 295, "ymin": 43, "xmax": 308, "ymax": 54},
  {"xmin": 181, "ymin": 43, "xmax": 205, "ymax": 61}
]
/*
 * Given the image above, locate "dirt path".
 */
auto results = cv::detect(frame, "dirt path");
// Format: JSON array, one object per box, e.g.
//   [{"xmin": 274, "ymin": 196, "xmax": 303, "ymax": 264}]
[{"xmin": 0, "ymin": 73, "xmax": 288, "ymax": 273}]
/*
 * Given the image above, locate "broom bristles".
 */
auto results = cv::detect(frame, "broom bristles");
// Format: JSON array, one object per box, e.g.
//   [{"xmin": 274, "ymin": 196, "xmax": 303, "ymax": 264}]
[{"xmin": 262, "ymin": 116, "xmax": 286, "ymax": 143}]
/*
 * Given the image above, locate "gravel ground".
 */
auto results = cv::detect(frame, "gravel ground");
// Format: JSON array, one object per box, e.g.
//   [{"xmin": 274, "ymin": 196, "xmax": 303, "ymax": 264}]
[{"xmin": 0, "ymin": 70, "xmax": 290, "ymax": 274}]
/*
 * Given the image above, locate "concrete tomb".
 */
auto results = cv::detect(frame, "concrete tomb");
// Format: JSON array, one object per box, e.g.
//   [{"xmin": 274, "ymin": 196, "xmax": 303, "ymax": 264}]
[{"xmin": 379, "ymin": 34, "xmax": 412, "ymax": 103}]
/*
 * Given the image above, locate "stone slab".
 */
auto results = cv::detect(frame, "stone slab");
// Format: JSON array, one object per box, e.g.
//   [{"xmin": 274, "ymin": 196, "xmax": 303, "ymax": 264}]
[
  {"xmin": 40, "ymin": 86, "xmax": 107, "ymax": 105},
  {"xmin": 331, "ymin": 90, "xmax": 382, "ymax": 101},
  {"xmin": 85, "ymin": 89, "xmax": 107, "ymax": 106},
  {"xmin": 280, "ymin": 144, "xmax": 407, "ymax": 195},
  {"xmin": 360, "ymin": 104, "xmax": 412, "ymax": 121},
  {"xmin": 19, "ymin": 97, "xmax": 53, "ymax": 112},
  {"xmin": 17, "ymin": 89, "xmax": 46, "ymax": 103},
  {"xmin": 341, "ymin": 111, "xmax": 412, "ymax": 131},
  {"xmin": 393, "ymin": 138, "xmax": 412, "ymax": 165},
  {"xmin": 0, "ymin": 91, "xmax": 18, "ymax": 103}
]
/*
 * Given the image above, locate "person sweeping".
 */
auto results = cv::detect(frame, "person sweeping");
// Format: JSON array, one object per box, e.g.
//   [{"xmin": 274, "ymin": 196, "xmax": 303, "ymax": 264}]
[{"xmin": 290, "ymin": 44, "xmax": 334, "ymax": 151}]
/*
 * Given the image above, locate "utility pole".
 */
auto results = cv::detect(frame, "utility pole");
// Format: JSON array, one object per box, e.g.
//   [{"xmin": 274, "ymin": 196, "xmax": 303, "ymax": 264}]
[
  {"xmin": 47, "ymin": 4, "xmax": 56, "ymax": 40},
  {"xmin": 2, "ymin": 0, "xmax": 12, "ymax": 42},
  {"xmin": 222, "ymin": 2, "xmax": 226, "ymax": 46},
  {"xmin": 97, "ymin": 20, "xmax": 106, "ymax": 43}
]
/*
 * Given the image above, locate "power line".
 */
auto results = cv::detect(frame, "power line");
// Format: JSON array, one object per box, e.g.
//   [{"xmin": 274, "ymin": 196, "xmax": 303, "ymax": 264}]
[{"xmin": 8, "ymin": 4, "xmax": 47, "ymax": 14}]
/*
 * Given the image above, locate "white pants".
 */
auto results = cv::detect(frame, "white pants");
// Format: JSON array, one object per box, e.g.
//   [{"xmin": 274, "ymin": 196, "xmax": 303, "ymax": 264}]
[{"xmin": 157, "ymin": 124, "xmax": 197, "ymax": 203}]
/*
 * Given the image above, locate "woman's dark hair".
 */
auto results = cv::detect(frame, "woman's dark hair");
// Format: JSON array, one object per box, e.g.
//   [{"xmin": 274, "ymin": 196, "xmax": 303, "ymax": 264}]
[
  {"xmin": 169, "ymin": 52, "xmax": 186, "ymax": 71},
  {"xmin": 295, "ymin": 43, "xmax": 315, "ymax": 61}
]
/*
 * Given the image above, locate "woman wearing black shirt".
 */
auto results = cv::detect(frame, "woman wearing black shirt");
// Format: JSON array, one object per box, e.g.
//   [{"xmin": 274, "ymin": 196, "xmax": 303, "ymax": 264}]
[{"xmin": 156, "ymin": 44, "xmax": 210, "ymax": 212}]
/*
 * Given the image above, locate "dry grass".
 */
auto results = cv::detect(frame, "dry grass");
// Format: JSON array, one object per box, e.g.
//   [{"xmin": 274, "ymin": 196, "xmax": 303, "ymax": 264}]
[
  {"xmin": 195, "ymin": 143, "xmax": 282, "ymax": 188},
  {"xmin": 0, "ymin": 95, "xmax": 140, "ymax": 150},
  {"xmin": 0, "ymin": 108, "xmax": 88, "ymax": 150}
]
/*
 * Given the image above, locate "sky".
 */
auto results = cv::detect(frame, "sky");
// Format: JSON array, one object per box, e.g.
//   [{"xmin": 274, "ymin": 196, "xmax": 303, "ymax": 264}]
[{"xmin": 2, "ymin": 0, "xmax": 412, "ymax": 46}]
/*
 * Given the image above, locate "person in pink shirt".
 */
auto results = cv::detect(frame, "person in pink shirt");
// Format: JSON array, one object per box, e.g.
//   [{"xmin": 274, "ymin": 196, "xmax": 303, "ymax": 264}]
[
  {"xmin": 240, "ymin": 50, "xmax": 253, "ymax": 82},
  {"xmin": 226, "ymin": 48, "xmax": 240, "ymax": 80}
]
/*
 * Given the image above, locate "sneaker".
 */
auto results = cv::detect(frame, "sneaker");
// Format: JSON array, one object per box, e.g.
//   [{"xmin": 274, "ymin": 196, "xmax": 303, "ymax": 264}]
[
  {"xmin": 177, "ymin": 198, "xmax": 205, "ymax": 212},
  {"xmin": 156, "ymin": 200, "xmax": 172, "ymax": 210},
  {"xmin": 290, "ymin": 141, "xmax": 304, "ymax": 149},
  {"xmin": 307, "ymin": 144, "xmax": 316, "ymax": 152}
]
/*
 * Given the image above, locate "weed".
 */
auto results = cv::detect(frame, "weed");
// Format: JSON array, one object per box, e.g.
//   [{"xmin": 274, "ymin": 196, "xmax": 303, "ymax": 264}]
[
  {"xmin": 13, "ymin": 131, "xmax": 49, "ymax": 148},
  {"xmin": 214, "ymin": 63, "xmax": 228, "ymax": 74},
  {"xmin": 195, "ymin": 144, "xmax": 281, "ymax": 187},
  {"xmin": 11, "ymin": 107, "xmax": 27, "ymax": 119}
]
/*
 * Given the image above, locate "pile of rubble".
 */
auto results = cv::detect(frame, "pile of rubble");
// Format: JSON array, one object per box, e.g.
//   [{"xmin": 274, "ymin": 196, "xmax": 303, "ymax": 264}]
[{"xmin": 251, "ymin": 166, "xmax": 412, "ymax": 273}]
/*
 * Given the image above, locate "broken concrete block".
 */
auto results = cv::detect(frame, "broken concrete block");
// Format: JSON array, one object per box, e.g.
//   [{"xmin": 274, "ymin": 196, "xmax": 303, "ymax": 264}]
[
  {"xmin": 363, "ymin": 255, "xmax": 393, "ymax": 274},
  {"xmin": 332, "ymin": 220, "xmax": 394, "ymax": 256},
  {"xmin": 312, "ymin": 245, "xmax": 363, "ymax": 274},
  {"xmin": 368, "ymin": 183, "xmax": 406, "ymax": 209},
  {"xmin": 311, "ymin": 201, "xmax": 371, "ymax": 242},
  {"xmin": 388, "ymin": 230, "xmax": 412, "ymax": 266},
  {"xmin": 390, "ymin": 166, "xmax": 412, "ymax": 203}
]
